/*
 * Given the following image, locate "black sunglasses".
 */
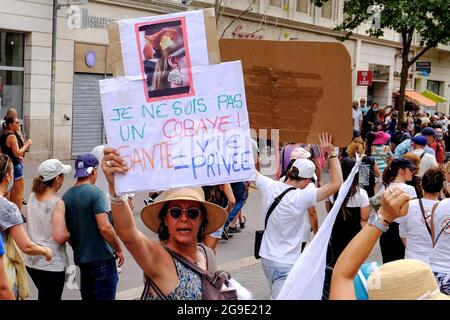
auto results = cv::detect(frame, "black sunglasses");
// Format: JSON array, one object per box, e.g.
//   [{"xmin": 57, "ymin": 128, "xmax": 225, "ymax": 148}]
[{"xmin": 168, "ymin": 206, "xmax": 201, "ymax": 220}]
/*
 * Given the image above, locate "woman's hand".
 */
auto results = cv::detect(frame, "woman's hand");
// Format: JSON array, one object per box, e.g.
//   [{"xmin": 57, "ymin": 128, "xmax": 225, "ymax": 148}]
[
  {"xmin": 26, "ymin": 139, "xmax": 32, "ymax": 146},
  {"xmin": 319, "ymin": 132, "xmax": 335, "ymax": 154},
  {"xmin": 102, "ymin": 147, "xmax": 128, "ymax": 193},
  {"xmin": 379, "ymin": 186, "xmax": 409, "ymax": 223}
]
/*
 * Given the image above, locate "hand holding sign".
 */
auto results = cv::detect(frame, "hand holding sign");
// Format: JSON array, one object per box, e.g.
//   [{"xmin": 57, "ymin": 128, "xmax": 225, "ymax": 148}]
[{"xmin": 101, "ymin": 147, "xmax": 128, "ymax": 195}]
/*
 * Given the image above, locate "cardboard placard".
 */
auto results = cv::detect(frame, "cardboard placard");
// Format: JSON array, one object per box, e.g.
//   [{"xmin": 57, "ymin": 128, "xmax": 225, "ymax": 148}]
[{"xmin": 219, "ymin": 39, "xmax": 352, "ymax": 147}]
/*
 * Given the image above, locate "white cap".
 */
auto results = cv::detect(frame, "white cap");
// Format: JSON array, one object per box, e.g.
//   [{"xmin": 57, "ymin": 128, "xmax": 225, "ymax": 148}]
[
  {"xmin": 290, "ymin": 147, "xmax": 311, "ymax": 160},
  {"xmin": 292, "ymin": 158, "xmax": 316, "ymax": 179},
  {"xmin": 38, "ymin": 159, "xmax": 72, "ymax": 182}
]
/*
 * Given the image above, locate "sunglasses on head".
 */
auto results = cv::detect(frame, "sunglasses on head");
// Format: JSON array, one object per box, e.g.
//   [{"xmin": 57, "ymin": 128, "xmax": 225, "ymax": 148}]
[{"xmin": 168, "ymin": 206, "xmax": 201, "ymax": 220}]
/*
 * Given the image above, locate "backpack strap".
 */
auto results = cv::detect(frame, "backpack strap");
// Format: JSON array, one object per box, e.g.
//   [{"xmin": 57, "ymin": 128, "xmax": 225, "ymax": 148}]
[
  {"xmin": 264, "ymin": 187, "xmax": 296, "ymax": 229},
  {"xmin": 418, "ymin": 198, "xmax": 433, "ymax": 239},
  {"xmin": 198, "ymin": 243, "xmax": 217, "ymax": 272},
  {"xmin": 420, "ymin": 152, "xmax": 426, "ymax": 160}
]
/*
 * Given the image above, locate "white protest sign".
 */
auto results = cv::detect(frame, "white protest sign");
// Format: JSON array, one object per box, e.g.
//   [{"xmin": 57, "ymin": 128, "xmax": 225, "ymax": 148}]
[
  {"xmin": 100, "ymin": 61, "xmax": 255, "ymax": 194},
  {"xmin": 117, "ymin": 9, "xmax": 210, "ymax": 78}
]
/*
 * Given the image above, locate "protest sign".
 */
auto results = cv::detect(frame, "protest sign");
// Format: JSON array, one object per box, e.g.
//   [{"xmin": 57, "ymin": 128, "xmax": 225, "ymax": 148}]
[
  {"xmin": 219, "ymin": 39, "xmax": 352, "ymax": 147},
  {"xmin": 100, "ymin": 61, "xmax": 255, "ymax": 194},
  {"xmin": 108, "ymin": 8, "xmax": 220, "ymax": 78}
]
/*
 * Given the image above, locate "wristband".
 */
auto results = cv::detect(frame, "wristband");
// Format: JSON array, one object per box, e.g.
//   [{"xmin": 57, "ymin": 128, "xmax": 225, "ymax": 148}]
[
  {"xmin": 328, "ymin": 155, "xmax": 337, "ymax": 160},
  {"xmin": 110, "ymin": 194, "xmax": 127, "ymax": 204}
]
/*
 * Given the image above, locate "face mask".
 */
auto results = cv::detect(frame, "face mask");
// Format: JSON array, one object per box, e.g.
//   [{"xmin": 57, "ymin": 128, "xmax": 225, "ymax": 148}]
[{"xmin": 6, "ymin": 179, "xmax": 13, "ymax": 193}]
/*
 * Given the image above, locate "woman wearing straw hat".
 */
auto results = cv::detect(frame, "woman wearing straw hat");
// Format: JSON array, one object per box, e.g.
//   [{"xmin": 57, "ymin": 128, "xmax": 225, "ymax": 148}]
[
  {"xmin": 101, "ymin": 147, "xmax": 230, "ymax": 300},
  {"xmin": 330, "ymin": 186, "xmax": 450, "ymax": 300}
]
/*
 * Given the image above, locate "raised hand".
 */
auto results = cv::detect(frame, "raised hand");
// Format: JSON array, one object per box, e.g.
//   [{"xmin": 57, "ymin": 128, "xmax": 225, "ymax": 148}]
[
  {"xmin": 379, "ymin": 186, "xmax": 409, "ymax": 223},
  {"xmin": 101, "ymin": 147, "xmax": 129, "ymax": 189},
  {"xmin": 318, "ymin": 132, "xmax": 335, "ymax": 154}
]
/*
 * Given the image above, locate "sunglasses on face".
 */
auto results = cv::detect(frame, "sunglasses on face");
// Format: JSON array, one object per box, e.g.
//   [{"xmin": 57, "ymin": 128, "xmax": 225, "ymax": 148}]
[{"xmin": 168, "ymin": 206, "xmax": 201, "ymax": 220}]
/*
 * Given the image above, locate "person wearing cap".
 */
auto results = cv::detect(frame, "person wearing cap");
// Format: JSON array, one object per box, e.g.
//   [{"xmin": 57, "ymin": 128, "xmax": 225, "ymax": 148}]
[
  {"xmin": 280, "ymin": 146, "xmax": 318, "ymax": 250},
  {"xmin": 330, "ymin": 187, "xmax": 449, "ymax": 300},
  {"xmin": 370, "ymin": 130, "xmax": 392, "ymax": 175},
  {"xmin": 411, "ymin": 135, "xmax": 438, "ymax": 177},
  {"xmin": 62, "ymin": 154, "xmax": 125, "ymax": 301},
  {"xmin": 0, "ymin": 154, "xmax": 52, "ymax": 299},
  {"xmin": 99, "ymin": 148, "xmax": 234, "ymax": 300},
  {"xmin": 256, "ymin": 133, "xmax": 343, "ymax": 299},
  {"xmin": 380, "ymin": 158, "xmax": 418, "ymax": 263},
  {"xmin": 421, "ymin": 127, "xmax": 437, "ymax": 157},
  {"xmin": 25, "ymin": 159, "xmax": 72, "ymax": 300},
  {"xmin": 398, "ymin": 168, "xmax": 443, "ymax": 265}
]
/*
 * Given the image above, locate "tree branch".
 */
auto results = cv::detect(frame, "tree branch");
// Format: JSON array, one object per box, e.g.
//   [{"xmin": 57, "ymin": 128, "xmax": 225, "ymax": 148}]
[
  {"xmin": 220, "ymin": 0, "xmax": 257, "ymax": 38},
  {"xmin": 408, "ymin": 46, "xmax": 434, "ymax": 67}
]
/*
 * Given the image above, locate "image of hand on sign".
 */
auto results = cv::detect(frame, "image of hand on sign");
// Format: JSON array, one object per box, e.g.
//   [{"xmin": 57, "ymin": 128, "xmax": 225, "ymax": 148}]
[{"xmin": 138, "ymin": 19, "xmax": 193, "ymax": 101}]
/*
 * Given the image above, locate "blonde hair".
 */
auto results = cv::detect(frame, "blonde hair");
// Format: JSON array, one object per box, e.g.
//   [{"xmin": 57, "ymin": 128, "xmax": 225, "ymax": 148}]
[{"xmin": 403, "ymin": 152, "xmax": 420, "ymax": 168}]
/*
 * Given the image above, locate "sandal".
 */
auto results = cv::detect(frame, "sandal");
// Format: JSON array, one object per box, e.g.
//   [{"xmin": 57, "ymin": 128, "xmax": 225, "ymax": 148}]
[{"xmin": 239, "ymin": 216, "xmax": 247, "ymax": 229}]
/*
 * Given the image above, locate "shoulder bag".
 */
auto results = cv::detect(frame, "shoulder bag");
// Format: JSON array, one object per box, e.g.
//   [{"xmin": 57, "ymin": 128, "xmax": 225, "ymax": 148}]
[{"xmin": 254, "ymin": 187, "xmax": 296, "ymax": 259}]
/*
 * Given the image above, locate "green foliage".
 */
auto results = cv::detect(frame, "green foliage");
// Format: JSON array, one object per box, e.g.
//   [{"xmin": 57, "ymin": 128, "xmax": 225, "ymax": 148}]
[{"xmin": 312, "ymin": 0, "xmax": 450, "ymax": 48}]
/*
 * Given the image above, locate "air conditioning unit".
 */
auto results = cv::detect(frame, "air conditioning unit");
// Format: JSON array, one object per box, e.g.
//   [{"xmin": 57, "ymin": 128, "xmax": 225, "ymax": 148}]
[{"xmin": 69, "ymin": 0, "xmax": 88, "ymax": 5}]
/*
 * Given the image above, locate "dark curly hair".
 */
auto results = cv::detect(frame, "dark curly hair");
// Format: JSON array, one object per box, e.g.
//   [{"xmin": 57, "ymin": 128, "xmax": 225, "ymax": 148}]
[{"xmin": 157, "ymin": 201, "xmax": 208, "ymax": 242}]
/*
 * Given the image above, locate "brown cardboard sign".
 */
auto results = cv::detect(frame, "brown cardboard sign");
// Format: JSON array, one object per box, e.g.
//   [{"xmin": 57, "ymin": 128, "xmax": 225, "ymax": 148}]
[{"xmin": 219, "ymin": 39, "xmax": 352, "ymax": 147}]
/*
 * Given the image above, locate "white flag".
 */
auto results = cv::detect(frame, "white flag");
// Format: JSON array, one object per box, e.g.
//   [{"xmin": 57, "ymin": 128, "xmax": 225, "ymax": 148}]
[{"xmin": 277, "ymin": 156, "xmax": 361, "ymax": 300}]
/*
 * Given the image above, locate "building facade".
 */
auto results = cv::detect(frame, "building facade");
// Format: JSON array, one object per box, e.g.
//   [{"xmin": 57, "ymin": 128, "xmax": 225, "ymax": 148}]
[
  {"xmin": 1, "ymin": 0, "xmax": 449, "ymax": 161},
  {"xmin": 192, "ymin": 0, "xmax": 450, "ymax": 113}
]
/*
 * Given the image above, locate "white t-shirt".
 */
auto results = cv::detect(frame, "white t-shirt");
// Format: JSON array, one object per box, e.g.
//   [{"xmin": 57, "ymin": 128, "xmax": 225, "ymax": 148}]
[
  {"xmin": 387, "ymin": 183, "xmax": 417, "ymax": 223},
  {"xmin": 328, "ymin": 188, "xmax": 369, "ymax": 208},
  {"xmin": 429, "ymin": 199, "xmax": 450, "ymax": 273},
  {"xmin": 352, "ymin": 109, "xmax": 362, "ymax": 131},
  {"xmin": 256, "ymin": 175, "xmax": 317, "ymax": 265},
  {"xmin": 411, "ymin": 149, "xmax": 438, "ymax": 177},
  {"xmin": 398, "ymin": 198, "xmax": 436, "ymax": 264}
]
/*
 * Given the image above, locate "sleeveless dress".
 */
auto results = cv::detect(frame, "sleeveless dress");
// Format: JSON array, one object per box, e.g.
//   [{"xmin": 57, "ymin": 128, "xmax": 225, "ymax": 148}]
[{"xmin": 141, "ymin": 246, "xmax": 207, "ymax": 300}]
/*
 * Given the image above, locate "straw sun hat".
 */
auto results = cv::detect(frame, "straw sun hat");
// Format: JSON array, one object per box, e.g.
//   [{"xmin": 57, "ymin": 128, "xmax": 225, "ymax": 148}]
[
  {"xmin": 140, "ymin": 187, "xmax": 227, "ymax": 235},
  {"xmin": 367, "ymin": 259, "xmax": 450, "ymax": 300}
]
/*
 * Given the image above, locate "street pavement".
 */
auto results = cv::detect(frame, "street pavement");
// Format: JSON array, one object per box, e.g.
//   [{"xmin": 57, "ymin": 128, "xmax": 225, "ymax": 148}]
[{"xmin": 20, "ymin": 160, "xmax": 382, "ymax": 300}]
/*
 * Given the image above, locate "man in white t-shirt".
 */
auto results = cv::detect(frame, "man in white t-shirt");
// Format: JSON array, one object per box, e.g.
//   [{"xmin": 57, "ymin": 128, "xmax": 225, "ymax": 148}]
[
  {"xmin": 352, "ymin": 100, "xmax": 362, "ymax": 134},
  {"xmin": 410, "ymin": 135, "xmax": 438, "ymax": 177},
  {"xmin": 255, "ymin": 133, "xmax": 343, "ymax": 299}
]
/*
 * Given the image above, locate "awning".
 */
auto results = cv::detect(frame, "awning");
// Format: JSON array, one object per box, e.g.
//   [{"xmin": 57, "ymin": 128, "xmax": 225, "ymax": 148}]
[
  {"xmin": 404, "ymin": 90, "xmax": 436, "ymax": 107},
  {"xmin": 421, "ymin": 90, "xmax": 448, "ymax": 103}
]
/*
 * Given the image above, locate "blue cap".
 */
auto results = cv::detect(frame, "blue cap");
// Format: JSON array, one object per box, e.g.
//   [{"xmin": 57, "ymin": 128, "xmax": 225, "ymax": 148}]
[
  {"xmin": 412, "ymin": 135, "xmax": 427, "ymax": 146},
  {"xmin": 421, "ymin": 127, "xmax": 436, "ymax": 137},
  {"xmin": 74, "ymin": 153, "xmax": 99, "ymax": 178}
]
